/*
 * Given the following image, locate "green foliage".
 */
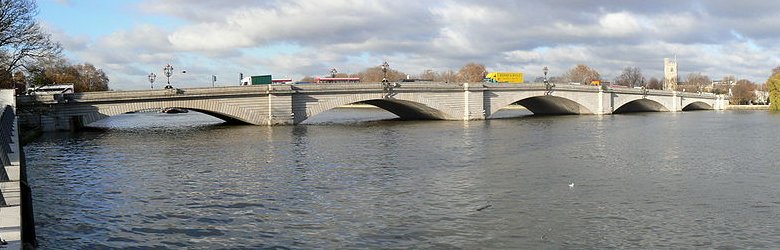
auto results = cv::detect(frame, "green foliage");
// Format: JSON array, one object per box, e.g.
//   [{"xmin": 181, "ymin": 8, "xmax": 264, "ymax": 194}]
[{"xmin": 768, "ymin": 73, "xmax": 780, "ymax": 111}]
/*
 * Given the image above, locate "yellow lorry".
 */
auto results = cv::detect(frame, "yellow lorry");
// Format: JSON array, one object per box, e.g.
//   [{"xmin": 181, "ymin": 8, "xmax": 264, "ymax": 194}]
[{"xmin": 484, "ymin": 72, "xmax": 524, "ymax": 83}]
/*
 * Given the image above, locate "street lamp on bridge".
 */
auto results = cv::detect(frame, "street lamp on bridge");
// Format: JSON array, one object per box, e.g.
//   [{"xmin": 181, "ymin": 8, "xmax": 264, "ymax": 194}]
[
  {"xmin": 543, "ymin": 66, "xmax": 555, "ymax": 95},
  {"xmin": 381, "ymin": 61, "xmax": 389, "ymax": 83},
  {"xmin": 163, "ymin": 64, "xmax": 174, "ymax": 89},
  {"xmin": 148, "ymin": 72, "xmax": 156, "ymax": 89}
]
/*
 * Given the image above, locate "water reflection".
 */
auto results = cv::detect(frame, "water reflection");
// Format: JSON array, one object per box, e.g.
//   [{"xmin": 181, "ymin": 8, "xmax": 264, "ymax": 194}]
[{"xmin": 25, "ymin": 109, "xmax": 780, "ymax": 249}]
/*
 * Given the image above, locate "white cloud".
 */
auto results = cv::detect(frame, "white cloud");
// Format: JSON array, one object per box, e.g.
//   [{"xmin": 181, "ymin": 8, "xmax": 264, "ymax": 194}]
[
  {"xmin": 43, "ymin": 0, "xmax": 780, "ymax": 90},
  {"xmin": 598, "ymin": 12, "xmax": 642, "ymax": 37}
]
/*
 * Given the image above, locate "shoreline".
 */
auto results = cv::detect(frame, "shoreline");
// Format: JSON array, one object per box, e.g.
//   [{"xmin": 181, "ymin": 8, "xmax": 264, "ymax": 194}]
[{"xmin": 726, "ymin": 105, "xmax": 769, "ymax": 110}]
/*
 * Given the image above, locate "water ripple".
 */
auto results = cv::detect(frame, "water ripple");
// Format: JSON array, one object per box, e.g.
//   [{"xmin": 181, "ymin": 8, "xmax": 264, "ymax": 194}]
[{"xmin": 25, "ymin": 110, "xmax": 780, "ymax": 249}]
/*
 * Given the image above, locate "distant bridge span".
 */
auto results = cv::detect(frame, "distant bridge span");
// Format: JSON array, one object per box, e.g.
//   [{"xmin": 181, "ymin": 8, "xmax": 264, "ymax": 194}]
[{"xmin": 16, "ymin": 82, "xmax": 727, "ymax": 131}]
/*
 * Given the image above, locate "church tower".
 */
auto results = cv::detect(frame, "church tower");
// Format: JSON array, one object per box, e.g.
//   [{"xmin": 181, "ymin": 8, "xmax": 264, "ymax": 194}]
[{"xmin": 663, "ymin": 57, "xmax": 678, "ymax": 91}]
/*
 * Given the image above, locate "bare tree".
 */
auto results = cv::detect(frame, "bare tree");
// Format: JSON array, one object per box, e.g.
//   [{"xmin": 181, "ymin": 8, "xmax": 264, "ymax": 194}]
[
  {"xmin": 614, "ymin": 66, "xmax": 644, "ymax": 87},
  {"xmin": 74, "ymin": 63, "xmax": 109, "ymax": 92},
  {"xmin": 772, "ymin": 66, "xmax": 780, "ymax": 77},
  {"xmin": 26, "ymin": 59, "xmax": 110, "ymax": 92},
  {"xmin": 352, "ymin": 65, "xmax": 406, "ymax": 82},
  {"xmin": 299, "ymin": 76, "xmax": 316, "ymax": 82},
  {"xmin": 730, "ymin": 79, "xmax": 756, "ymax": 105},
  {"xmin": 456, "ymin": 62, "xmax": 487, "ymax": 82},
  {"xmin": 435, "ymin": 69, "xmax": 456, "ymax": 83},
  {"xmin": 563, "ymin": 64, "xmax": 600, "ymax": 84},
  {"xmin": 418, "ymin": 69, "xmax": 436, "ymax": 81},
  {"xmin": 0, "ymin": 0, "xmax": 61, "ymax": 87},
  {"xmin": 722, "ymin": 75, "xmax": 736, "ymax": 85},
  {"xmin": 646, "ymin": 77, "xmax": 662, "ymax": 89},
  {"xmin": 680, "ymin": 72, "xmax": 710, "ymax": 92}
]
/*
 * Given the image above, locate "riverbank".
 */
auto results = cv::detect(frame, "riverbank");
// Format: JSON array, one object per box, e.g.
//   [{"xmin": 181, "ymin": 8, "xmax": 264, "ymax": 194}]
[{"xmin": 727, "ymin": 105, "xmax": 769, "ymax": 110}]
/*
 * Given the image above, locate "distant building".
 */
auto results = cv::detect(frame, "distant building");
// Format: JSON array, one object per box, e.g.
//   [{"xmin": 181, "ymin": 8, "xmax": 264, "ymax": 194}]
[
  {"xmin": 663, "ymin": 58, "xmax": 678, "ymax": 90},
  {"xmin": 755, "ymin": 90, "xmax": 769, "ymax": 104}
]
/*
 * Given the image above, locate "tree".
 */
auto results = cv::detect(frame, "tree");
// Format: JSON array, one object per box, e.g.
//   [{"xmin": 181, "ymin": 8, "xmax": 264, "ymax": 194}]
[
  {"xmin": 614, "ymin": 66, "xmax": 644, "ymax": 87},
  {"xmin": 772, "ymin": 66, "xmax": 780, "ymax": 77},
  {"xmin": 730, "ymin": 79, "xmax": 756, "ymax": 105},
  {"xmin": 646, "ymin": 77, "xmax": 663, "ymax": 89},
  {"xmin": 722, "ymin": 75, "xmax": 736, "ymax": 85},
  {"xmin": 352, "ymin": 65, "xmax": 406, "ymax": 82},
  {"xmin": 418, "ymin": 69, "xmax": 436, "ymax": 81},
  {"xmin": 680, "ymin": 73, "xmax": 710, "ymax": 93},
  {"xmin": 435, "ymin": 69, "xmax": 456, "ymax": 83},
  {"xmin": 0, "ymin": 0, "xmax": 61, "ymax": 87},
  {"xmin": 767, "ymin": 72, "xmax": 780, "ymax": 111},
  {"xmin": 26, "ymin": 59, "xmax": 110, "ymax": 92},
  {"xmin": 73, "ymin": 63, "xmax": 109, "ymax": 92},
  {"xmin": 563, "ymin": 64, "xmax": 600, "ymax": 84},
  {"xmin": 299, "ymin": 76, "xmax": 316, "ymax": 83},
  {"xmin": 456, "ymin": 62, "xmax": 486, "ymax": 82}
]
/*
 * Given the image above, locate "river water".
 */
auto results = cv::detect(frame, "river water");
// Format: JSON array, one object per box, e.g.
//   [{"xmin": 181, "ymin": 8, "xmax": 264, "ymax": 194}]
[{"xmin": 24, "ymin": 108, "xmax": 780, "ymax": 249}]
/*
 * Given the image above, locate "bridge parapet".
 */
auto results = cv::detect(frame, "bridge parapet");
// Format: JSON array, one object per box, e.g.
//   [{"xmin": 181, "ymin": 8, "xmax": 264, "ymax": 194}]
[
  {"xmin": 16, "ymin": 85, "xmax": 297, "ymax": 105},
  {"xmin": 0, "ymin": 89, "xmax": 23, "ymax": 247}
]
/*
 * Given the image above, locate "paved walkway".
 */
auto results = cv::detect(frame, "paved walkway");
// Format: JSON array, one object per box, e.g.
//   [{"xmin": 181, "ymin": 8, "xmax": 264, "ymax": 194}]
[{"xmin": 1, "ymin": 89, "xmax": 21, "ymax": 249}]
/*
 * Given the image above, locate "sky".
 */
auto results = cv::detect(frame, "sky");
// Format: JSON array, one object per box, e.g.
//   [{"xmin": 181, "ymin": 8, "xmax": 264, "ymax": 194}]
[{"xmin": 38, "ymin": 0, "xmax": 780, "ymax": 90}]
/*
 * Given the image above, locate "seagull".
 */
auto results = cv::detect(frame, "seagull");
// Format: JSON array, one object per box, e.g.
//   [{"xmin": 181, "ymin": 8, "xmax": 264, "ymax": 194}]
[{"xmin": 568, "ymin": 182, "xmax": 575, "ymax": 189}]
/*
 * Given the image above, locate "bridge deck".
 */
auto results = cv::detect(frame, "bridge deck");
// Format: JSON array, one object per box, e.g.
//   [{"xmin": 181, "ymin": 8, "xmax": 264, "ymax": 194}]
[{"xmin": 15, "ymin": 82, "xmax": 724, "ymax": 131}]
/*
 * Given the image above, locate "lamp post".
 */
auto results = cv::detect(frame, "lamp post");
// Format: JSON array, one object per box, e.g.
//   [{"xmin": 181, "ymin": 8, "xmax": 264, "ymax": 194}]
[
  {"xmin": 381, "ymin": 61, "xmax": 389, "ymax": 83},
  {"xmin": 543, "ymin": 66, "xmax": 554, "ymax": 94},
  {"xmin": 163, "ymin": 64, "xmax": 173, "ymax": 89},
  {"xmin": 330, "ymin": 68, "xmax": 338, "ymax": 78},
  {"xmin": 148, "ymin": 72, "xmax": 156, "ymax": 89}
]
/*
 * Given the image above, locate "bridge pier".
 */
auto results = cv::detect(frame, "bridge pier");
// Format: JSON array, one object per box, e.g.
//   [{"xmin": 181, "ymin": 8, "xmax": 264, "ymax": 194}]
[
  {"xmin": 266, "ymin": 86, "xmax": 294, "ymax": 125},
  {"xmin": 597, "ymin": 88, "xmax": 612, "ymax": 115},
  {"xmin": 463, "ymin": 83, "xmax": 486, "ymax": 120}
]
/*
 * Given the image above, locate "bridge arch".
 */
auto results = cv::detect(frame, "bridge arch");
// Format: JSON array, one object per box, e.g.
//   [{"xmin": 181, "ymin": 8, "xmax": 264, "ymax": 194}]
[
  {"xmin": 682, "ymin": 101, "xmax": 713, "ymax": 111},
  {"xmin": 295, "ymin": 93, "xmax": 459, "ymax": 124},
  {"xmin": 613, "ymin": 99, "xmax": 670, "ymax": 113},
  {"xmin": 79, "ymin": 99, "xmax": 258, "ymax": 126},
  {"xmin": 487, "ymin": 91, "xmax": 595, "ymax": 117}
]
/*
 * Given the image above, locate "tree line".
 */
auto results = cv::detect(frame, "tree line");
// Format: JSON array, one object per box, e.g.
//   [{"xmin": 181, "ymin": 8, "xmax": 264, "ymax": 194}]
[
  {"xmin": 0, "ymin": 0, "xmax": 109, "ymax": 93},
  {"xmin": 308, "ymin": 61, "xmax": 771, "ymax": 105},
  {"xmin": 767, "ymin": 67, "xmax": 780, "ymax": 110},
  {"xmin": 300, "ymin": 62, "xmax": 491, "ymax": 83}
]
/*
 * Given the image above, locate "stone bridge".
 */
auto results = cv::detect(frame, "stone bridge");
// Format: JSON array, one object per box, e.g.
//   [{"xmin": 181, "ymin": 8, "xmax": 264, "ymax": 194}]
[{"xmin": 15, "ymin": 82, "xmax": 727, "ymax": 131}]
